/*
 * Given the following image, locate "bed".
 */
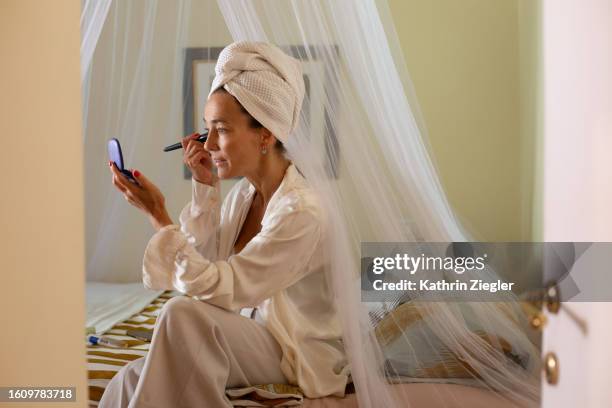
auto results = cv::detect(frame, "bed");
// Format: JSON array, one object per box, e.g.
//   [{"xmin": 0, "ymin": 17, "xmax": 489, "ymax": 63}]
[
  {"xmin": 87, "ymin": 291, "xmax": 177, "ymax": 406},
  {"xmin": 86, "ymin": 291, "xmax": 530, "ymax": 408}
]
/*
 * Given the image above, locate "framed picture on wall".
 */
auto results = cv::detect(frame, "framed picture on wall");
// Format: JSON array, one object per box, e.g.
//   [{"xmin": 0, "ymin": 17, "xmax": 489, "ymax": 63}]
[{"xmin": 182, "ymin": 46, "xmax": 339, "ymax": 180}]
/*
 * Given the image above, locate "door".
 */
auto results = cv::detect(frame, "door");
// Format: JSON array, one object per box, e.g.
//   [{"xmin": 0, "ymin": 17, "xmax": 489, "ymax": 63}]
[{"xmin": 541, "ymin": 0, "xmax": 612, "ymax": 406}]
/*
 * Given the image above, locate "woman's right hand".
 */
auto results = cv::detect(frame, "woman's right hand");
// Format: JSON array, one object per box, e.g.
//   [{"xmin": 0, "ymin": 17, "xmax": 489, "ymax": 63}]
[{"xmin": 181, "ymin": 133, "xmax": 217, "ymax": 186}]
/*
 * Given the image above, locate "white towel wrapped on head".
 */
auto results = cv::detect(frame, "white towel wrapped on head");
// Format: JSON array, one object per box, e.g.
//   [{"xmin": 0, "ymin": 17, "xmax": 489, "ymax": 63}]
[{"xmin": 209, "ymin": 41, "xmax": 305, "ymax": 144}]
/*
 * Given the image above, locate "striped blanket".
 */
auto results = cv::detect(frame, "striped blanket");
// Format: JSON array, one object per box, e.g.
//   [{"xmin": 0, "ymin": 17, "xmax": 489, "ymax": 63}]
[
  {"xmin": 87, "ymin": 291, "xmax": 178, "ymax": 406},
  {"xmin": 86, "ymin": 291, "xmax": 303, "ymax": 407}
]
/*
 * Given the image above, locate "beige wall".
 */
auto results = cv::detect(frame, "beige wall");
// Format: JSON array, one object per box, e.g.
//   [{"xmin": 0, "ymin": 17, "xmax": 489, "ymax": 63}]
[
  {"xmin": 0, "ymin": 0, "xmax": 87, "ymax": 406},
  {"xmin": 388, "ymin": 0, "xmax": 537, "ymax": 241}
]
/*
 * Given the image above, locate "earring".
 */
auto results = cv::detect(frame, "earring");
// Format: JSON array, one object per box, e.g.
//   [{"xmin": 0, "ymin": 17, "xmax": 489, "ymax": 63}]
[{"xmin": 261, "ymin": 146, "xmax": 268, "ymax": 155}]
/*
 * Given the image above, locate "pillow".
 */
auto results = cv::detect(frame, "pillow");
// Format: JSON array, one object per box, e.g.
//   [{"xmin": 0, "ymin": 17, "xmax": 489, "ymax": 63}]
[{"xmin": 374, "ymin": 301, "xmax": 535, "ymax": 380}]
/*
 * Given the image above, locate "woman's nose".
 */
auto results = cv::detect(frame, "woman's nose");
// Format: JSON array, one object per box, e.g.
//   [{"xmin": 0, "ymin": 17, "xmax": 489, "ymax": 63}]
[{"xmin": 204, "ymin": 131, "xmax": 217, "ymax": 152}]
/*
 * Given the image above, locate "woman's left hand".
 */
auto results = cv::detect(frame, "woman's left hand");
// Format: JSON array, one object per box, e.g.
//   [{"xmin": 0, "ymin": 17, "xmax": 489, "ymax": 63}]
[{"xmin": 109, "ymin": 162, "xmax": 173, "ymax": 231}]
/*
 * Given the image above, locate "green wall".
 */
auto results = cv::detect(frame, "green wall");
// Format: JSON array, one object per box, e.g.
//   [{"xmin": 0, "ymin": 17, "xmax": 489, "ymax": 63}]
[{"xmin": 387, "ymin": 0, "xmax": 540, "ymax": 241}]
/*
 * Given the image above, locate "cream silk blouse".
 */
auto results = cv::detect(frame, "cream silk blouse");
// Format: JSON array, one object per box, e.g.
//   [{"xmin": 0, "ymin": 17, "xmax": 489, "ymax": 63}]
[{"xmin": 141, "ymin": 164, "xmax": 349, "ymax": 398}]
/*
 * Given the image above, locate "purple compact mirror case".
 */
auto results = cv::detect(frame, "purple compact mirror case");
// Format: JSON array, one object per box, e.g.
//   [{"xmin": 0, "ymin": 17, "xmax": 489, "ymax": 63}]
[{"xmin": 108, "ymin": 138, "xmax": 139, "ymax": 185}]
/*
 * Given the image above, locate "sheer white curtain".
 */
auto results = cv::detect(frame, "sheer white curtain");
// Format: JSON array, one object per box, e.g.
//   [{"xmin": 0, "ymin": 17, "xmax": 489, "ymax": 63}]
[
  {"xmin": 216, "ymin": 1, "xmax": 539, "ymax": 406},
  {"xmin": 81, "ymin": 0, "xmax": 113, "ymax": 84},
  {"xmin": 81, "ymin": 1, "xmax": 539, "ymax": 406},
  {"xmin": 81, "ymin": 0, "xmax": 221, "ymax": 282}
]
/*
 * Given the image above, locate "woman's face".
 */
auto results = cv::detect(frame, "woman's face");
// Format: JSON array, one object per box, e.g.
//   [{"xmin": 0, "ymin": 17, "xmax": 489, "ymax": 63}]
[{"xmin": 203, "ymin": 91, "xmax": 263, "ymax": 179}]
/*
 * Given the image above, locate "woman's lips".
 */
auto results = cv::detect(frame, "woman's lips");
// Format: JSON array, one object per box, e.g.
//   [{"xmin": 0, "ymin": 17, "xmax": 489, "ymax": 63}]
[{"xmin": 214, "ymin": 159, "xmax": 227, "ymax": 166}]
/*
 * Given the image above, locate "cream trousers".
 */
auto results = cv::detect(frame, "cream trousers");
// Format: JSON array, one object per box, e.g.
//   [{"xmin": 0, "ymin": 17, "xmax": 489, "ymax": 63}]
[{"xmin": 98, "ymin": 296, "xmax": 288, "ymax": 408}]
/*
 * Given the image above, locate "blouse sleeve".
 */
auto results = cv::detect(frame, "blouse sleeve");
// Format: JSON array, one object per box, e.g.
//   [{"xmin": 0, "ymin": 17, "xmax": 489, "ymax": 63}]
[
  {"xmin": 142, "ymin": 206, "xmax": 322, "ymax": 311},
  {"xmin": 177, "ymin": 178, "xmax": 221, "ymax": 260}
]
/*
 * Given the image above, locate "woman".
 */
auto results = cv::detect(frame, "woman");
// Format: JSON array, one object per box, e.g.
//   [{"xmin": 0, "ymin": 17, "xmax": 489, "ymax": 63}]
[{"xmin": 100, "ymin": 42, "xmax": 349, "ymax": 407}]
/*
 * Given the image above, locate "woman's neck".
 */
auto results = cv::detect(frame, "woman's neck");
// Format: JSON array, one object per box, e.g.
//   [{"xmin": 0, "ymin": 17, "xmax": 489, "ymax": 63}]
[{"xmin": 245, "ymin": 156, "xmax": 290, "ymax": 207}]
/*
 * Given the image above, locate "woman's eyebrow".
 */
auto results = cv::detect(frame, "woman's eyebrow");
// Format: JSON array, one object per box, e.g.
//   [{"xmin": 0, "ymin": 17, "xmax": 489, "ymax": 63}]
[{"xmin": 203, "ymin": 117, "xmax": 228, "ymax": 124}]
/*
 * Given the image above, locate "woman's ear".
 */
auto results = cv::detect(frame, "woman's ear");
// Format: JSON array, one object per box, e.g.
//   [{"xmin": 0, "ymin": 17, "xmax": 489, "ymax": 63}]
[{"xmin": 260, "ymin": 127, "xmax": 275, "ymax": 149}]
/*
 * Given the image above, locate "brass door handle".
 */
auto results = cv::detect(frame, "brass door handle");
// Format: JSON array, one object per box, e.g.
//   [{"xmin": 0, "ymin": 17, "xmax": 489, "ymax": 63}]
[
  {"xmin": 530, "ymin": 311, "xmax": 547, "ymax": 330},
  {"xmin": 521, "ymin": 282, "xmax": 560, "ymax": 314},
  {"xmin": 522, "ymin": 282, "xmax": 587, "ymax": 334},
  {"xmin": 522, "ymin": 282, "xmax": 561, "ymax": 330},
  {"xmin": 545, "ymin": 283, "xmax": 560, "ymax": 314},
  {"xmin": 545, "ymin": 283, "xmax": 588, "ymax": 335},
  {"xmin": 543, "ymin": 351, "xmax": 560, "ymax": 385}
]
